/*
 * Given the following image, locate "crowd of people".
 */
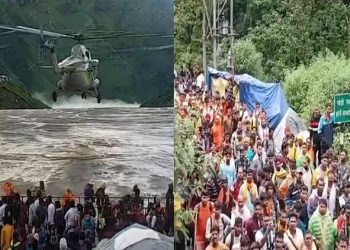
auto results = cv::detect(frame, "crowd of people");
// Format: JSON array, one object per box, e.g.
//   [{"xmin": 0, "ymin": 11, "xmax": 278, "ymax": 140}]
[
  {"xmin": 175, "ymin": 64, "xmax": 349, "ymax": 250},
  {"xmin": 0, "ymin": 180, "xmax": 173, "ymax": 250}
]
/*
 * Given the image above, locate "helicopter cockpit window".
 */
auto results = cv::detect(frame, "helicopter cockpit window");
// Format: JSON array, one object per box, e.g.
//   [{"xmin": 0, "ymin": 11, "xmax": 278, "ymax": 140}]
[{"xmin": 85, "ymin": 50, "xmax": 91, "ymax": 60}]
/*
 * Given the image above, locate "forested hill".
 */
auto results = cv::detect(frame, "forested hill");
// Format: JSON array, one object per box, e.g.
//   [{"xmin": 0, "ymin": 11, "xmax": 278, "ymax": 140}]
[
  {"xmin": 175, "ymin": 0, "xmax": 350, "ymax": 113},
  {"xmin": 0, "ymin": 0, "xmax": 173, "ymax": 104},
  {"xmin": 175, "ymin": 0, "xmax": 350, "ymax": 151}
]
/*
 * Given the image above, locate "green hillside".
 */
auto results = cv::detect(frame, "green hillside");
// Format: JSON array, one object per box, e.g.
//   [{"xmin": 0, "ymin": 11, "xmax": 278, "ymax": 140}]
[
  {"xmin": 0, "ymin": 77, "xmax": 49, "ymax": 109},
  {"xmin": 0, "ymin": 0, "xmax": 173, "ymax": 104},
  {"xmin": 141, "ymin": 84, "xmax": 173, "ymax": 107}
]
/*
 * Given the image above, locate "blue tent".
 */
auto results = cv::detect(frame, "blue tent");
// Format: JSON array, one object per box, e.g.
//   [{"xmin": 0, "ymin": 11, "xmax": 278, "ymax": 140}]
[
  {"xmin": 206, "ymin": 67, "xmax": 308, "ymax": 152},
  {"xmin": 207, "ymin": 67, "xmax": 289, "ymax": 129}
]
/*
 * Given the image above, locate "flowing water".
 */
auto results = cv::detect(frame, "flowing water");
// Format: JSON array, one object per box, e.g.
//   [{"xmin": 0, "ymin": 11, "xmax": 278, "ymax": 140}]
[{"xmin": 0, "ymin": 105, "xmax": 173, "ymax": 198}]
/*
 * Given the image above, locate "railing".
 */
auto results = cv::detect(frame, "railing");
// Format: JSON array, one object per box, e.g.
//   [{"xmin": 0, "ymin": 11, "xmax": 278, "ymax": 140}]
[{"xmin": 18, "ymin": 195, "xmax": 167, "ymax": 214}]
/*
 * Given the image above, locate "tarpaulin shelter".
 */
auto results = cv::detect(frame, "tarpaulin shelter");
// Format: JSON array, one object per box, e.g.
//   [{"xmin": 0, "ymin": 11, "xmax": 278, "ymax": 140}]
[
  {"xmin": 95, "ymin": 223, "xmax": 174, "ymax": 250},
  {"xmin": 206, "ymin": 67, "xmax": 308, "ymax": 152}
]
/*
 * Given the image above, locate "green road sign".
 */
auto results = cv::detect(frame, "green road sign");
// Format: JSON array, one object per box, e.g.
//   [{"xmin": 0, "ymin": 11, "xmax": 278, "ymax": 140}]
[{"xmin": 334, "ymin": 93, "xmax": 350, "ymax": 123}]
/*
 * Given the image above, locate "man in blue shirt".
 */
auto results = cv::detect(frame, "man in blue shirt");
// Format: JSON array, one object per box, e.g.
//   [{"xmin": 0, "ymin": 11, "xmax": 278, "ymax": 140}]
[{"xmin": 318, "ymin": 103, "xmax": 334, "ymax": 155}]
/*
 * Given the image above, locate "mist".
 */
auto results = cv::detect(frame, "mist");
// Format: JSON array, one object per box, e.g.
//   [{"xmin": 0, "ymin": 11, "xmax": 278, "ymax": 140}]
[{"xmin": 33, "ymin": 93, "xmax": 140, "ymax": 109}]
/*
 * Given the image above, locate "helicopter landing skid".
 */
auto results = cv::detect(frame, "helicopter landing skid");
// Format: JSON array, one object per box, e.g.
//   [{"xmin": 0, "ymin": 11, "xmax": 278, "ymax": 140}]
[{"xmin": 52, "ymin": 89, "xmax": 101, "ymax": 103}]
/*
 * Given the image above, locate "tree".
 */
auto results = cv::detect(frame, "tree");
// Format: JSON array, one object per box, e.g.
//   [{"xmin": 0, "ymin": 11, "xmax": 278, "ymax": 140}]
[
  {"xmin": 231, "ymin": 38, "xmax": 265, "ymax": 80},
  {"xmin": 284, "ymin": 51, "xmax": 350, "ymax": 154}
]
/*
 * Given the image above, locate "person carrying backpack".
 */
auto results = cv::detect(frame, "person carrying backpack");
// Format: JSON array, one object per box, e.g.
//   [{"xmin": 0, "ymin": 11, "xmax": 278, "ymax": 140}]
[
  {"xmin": 82, "ymin": 212, "xmax": 95, "ymax": 241},
  {"xmin": 194, "ymin": 191, "xmax": 214, "ymax": 250},
  {"xmin": 205, "ymin": 201, "xmax": 231, "ymax": 244},
  {"xmin": 224, "ymin": 217, "xmax": 243, "ymax": 250}
]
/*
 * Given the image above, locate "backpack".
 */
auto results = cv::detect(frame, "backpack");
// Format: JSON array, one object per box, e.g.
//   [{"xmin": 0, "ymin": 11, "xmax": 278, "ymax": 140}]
[
  {"xmin": 208, "ymin": 215, "xmax": 228, "ymax": 245},
  {"xmin": 209, "ymin": 216, "xmax": 226, "ymax": 233},
  {"xmin": 83, "ymin": 218, "xmax": 95, "ymax": 232}
]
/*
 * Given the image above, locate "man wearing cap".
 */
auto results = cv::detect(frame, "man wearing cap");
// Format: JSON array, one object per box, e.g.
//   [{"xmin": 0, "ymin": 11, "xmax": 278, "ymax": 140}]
[{"xmin": 84, "ymin": 179, "xmax": 95, "ymax": 202}]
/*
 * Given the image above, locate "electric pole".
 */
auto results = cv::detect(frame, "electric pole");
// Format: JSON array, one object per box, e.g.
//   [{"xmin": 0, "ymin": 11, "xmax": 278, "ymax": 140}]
[
  {"xmin": 203, "ymin": 4, "xmax": 206, "ymax": 77},
  {"xmin": 213, "ymin": 0, "xmax": 217, "ymax": 69},
  {"xmin": 230, "ymin": 0, "xmax": 234, "ymax": 74}
]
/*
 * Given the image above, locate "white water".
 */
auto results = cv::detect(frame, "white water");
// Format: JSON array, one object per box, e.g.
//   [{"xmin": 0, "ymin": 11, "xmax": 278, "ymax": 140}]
[{"xmin": 0, "ymin": 107, "xmax": 173, "ymax": 197}]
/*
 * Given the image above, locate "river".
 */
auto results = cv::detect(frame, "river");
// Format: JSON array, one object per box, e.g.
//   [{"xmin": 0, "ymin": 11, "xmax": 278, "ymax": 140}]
[{"xmin": 0, "ymin": 105, "xmax": 173, "ymax": 198}]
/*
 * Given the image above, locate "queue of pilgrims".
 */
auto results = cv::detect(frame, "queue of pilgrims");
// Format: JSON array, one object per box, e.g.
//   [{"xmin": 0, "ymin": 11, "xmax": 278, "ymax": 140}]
[
  {"xmin": 0, "ymin": 180, "xmax": 173, "ymax": 250},
  {"xmin": 175, "ymin": 64, "xmax": 350, "ymax": 250}
]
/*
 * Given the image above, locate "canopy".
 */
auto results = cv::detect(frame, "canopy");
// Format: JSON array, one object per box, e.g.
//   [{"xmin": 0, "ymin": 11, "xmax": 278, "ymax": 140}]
[{"xmin": 95, "ymin": 223, "xmax": 174, "ymax": 250}]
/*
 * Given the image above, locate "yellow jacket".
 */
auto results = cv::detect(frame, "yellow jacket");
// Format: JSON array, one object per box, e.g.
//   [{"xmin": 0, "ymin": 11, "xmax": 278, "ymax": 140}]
[{"xmin": 311, "ymin": 167, "xmax": 328, "ymax": 187}]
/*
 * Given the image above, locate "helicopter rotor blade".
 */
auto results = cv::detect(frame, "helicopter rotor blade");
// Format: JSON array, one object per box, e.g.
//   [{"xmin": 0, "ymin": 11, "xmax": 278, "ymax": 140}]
[
  {"xmin": 0, "ymin": 25, "xmax": 74, "ymax": 39},
  {"xmin": 0, "ymin": 30, "xmax": 16, "ymax": 37},
  {"xmin": 112, "ymin": 44, "xmax": 174, "ymax": 53},
  {"xmin": 81, "ymin": 33, "xmax": 173, "ymax": 40},
  {"xmin": 0, "ymin": 44, "xmax": 10, "ymax": 49}
]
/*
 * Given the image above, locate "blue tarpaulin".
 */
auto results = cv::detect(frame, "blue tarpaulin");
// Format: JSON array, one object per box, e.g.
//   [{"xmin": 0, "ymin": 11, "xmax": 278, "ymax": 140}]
[{"xmin": 207, "ymin": 67, "xmax": 289, "ymax": 129}]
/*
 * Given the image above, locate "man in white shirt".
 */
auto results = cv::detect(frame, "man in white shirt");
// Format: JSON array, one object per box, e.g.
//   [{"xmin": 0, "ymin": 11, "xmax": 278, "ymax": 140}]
[
  {"xmin": 300, "ymin": 158, "xmax": 313, "ymax": 193},
  {"xmin": 225, "ymin": 217, "xmax": 243, "ymax": 250},
  {"xmin": 283, "ymin": 213, "xmax": 304, "ymax": 250},
  {"xmin": 47, "ymin": 196, "xmax": 55, "ymax": 230},
  {"xmin": 196, "ymin": 71, "xmax": 205, "ymax": 89},
  {"xmin": 255, "ymin": 215, "xmax": 274, "ymax": 250},
  {"xmin": 205, "ymin": 201, "xmax": 231, "ymax": 243},
  {"xmin": 231, "ymin": 195, "xmax": 251, "ymax": 225},
  {"xmin": 0, "ymin": 199, "xmax": 6, "ymax": 226}
]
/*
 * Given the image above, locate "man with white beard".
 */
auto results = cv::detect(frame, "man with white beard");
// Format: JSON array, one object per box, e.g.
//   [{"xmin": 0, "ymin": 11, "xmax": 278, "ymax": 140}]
[{"xmin": 231, "ymin": 195, "xmax": 251, "ymax": 226}]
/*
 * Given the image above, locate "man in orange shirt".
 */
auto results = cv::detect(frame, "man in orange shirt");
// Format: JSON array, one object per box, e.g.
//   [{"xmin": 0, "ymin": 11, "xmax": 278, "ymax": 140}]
[{"xmin": 194, "ymin": 191, "xmax": 214, "ymax": 250}]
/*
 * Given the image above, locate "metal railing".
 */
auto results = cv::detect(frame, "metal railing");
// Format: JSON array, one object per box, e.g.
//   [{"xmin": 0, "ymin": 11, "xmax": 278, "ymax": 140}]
[{"xmin": 18, "ymin": 195, "xmax": 167, "ymax": 214}]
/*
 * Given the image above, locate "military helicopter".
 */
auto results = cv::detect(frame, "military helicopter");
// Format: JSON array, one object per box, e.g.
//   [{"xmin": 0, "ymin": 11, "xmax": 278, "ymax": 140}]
[{"xmin": 0, "ymin": 25, "xmax": 172, "ymax": 103}]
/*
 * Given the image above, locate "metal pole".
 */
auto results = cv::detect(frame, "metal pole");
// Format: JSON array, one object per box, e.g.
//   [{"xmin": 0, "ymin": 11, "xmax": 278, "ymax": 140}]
[
  {"xmin": 230, "ymin": 0, "xmax": 234, "ymax": 74},
  {"xmin": 340, "ymin": 123, "xmax": 345, "ymax": 151},
  {"xmin": 213, "ymin": 0, "xmax": 217, "ymax": 69},
  {"xmin": 203, "ymin": 4, "xmax": 207, "ymax": 77}
]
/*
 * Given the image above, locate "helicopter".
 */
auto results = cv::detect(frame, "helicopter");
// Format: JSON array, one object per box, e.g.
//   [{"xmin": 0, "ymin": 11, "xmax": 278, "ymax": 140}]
[{"xmin": 0, "ymin": 25, "xmax": 172, "ymax": 103}]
